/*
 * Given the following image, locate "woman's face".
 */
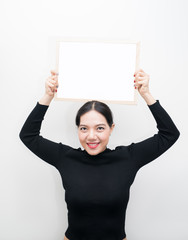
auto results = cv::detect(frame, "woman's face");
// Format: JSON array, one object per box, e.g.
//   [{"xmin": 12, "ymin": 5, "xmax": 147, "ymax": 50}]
[{"xmin": 78, "ymin": 110, "xmax": 115, "ymax": 155}]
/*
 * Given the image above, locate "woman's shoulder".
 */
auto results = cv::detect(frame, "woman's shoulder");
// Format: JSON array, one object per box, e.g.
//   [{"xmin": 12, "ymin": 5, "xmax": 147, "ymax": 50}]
[
  {"xmin": 59, "ymin": 143, "xmax": 84, "ymax": 155},
  {"xmin": 111, "ymin": 145, "xmax": 132, "ymax": 154}
]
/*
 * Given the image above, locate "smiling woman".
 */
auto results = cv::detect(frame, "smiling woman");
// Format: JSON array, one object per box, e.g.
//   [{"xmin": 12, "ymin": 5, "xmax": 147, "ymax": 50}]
[
  {"xmin": 76, "ymin": 100, "xmax": 115, "ymax": 156},
  {"xmin": 19, "ymin": 69, "xmax": 180, "ymax": 240}
]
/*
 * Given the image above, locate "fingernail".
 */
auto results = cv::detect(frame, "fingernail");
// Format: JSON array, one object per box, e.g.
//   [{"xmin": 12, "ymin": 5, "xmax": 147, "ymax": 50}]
[
  {"xmin": 135, "ymin": 86, "xmax": 136, "ymax": 89},
  {"xmin": 134, "ymin": 74, "xmax": 135, "ymax": 77},
  {"xmin": 134, "ymin": 80, "xmax": 135, "ymax": 83},
  {"xmin": 55, "ymin": 89, "xmax": 57, "ymax": 92}
]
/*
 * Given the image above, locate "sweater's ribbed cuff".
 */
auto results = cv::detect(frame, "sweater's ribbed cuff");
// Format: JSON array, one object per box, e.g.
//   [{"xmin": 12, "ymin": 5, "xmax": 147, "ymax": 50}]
[
  {"xmin": 147, "ymin": 99, "xmax": 160, "ymax": 110},
  {"xmin": 37, "ymin": 101, "xmax": 49, "ymax": 108},
  {"xmin": 35, "ymin": 102, "xmax": 49, "ymax": 116}
]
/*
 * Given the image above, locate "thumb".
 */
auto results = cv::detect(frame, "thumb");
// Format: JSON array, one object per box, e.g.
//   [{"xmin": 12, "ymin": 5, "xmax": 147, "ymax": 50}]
[{"xmin": 51, "ymin": 69, "xmax": 58, "ymax": 76}]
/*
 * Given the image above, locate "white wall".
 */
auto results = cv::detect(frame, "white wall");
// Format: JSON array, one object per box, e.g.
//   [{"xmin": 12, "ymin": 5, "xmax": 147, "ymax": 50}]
[{"xmin": 0, "ymin": 0, "xmax": 187, "ymax": 239}]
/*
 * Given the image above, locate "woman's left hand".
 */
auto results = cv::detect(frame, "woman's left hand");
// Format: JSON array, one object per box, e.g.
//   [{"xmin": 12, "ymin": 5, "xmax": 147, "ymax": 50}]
[{"xmin": 134, "ymin": 69, "xmax": 150, "ymax": 96}]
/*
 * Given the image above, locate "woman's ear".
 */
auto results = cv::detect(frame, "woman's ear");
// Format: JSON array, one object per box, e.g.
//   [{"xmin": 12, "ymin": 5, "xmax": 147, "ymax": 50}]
[{"xmin": 110, "ymin": 123, "xmax": 115, "ymax": 135}]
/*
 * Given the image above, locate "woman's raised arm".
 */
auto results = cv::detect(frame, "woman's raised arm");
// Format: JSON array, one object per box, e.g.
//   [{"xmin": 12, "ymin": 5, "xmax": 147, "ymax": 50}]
[
  {"xmin": 19, "ymin": 70, "xmax": 71, "ymax": 167},
  {"xmin": 128, "ymin": 69, "xmax": 180, "ymax": 169}
]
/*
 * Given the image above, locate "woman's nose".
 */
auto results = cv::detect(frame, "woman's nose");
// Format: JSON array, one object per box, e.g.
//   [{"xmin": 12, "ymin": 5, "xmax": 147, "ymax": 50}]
[{"xmin": 87, "ymin": 130, "xmax": 96, "ymax": 140}]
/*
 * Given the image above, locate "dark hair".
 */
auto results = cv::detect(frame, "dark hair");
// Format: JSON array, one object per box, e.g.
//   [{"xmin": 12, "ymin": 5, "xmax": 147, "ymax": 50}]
[{"xmin": 76, "ymin": 100, "xmax": 113, "ymax": 127}]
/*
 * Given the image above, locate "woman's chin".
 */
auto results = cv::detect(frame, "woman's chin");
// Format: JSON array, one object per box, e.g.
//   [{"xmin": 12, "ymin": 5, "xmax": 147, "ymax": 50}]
[
  {"xmin": 87, "ymin": 150, "xmax": 100, "ymax": 155},
  {"xmin": 85, "ymin": 145, "xmax": 106, "ymax": 156}
]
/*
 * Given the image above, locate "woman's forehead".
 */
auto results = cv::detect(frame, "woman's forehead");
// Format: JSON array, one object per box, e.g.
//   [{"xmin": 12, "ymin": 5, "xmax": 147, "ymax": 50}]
[{"xmin": 80, "ymin": 110, "xmax": 108, "ymax": 125}]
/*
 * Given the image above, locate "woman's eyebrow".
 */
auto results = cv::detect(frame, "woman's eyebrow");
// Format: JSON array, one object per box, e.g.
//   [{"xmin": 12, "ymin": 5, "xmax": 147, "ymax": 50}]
[{"xmin": 79, "ymin": 123, "xmax": 106, "ymax": 127}]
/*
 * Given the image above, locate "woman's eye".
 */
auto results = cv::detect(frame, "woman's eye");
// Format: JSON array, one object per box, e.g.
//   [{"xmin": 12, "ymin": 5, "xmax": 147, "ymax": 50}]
[
  {"xmin": 97, "ymin": 126, "xmax": 105, "ymax": 131},
  {"xmin": 80, "ymin": 127, "xmax": 87, "ymax": 131}
]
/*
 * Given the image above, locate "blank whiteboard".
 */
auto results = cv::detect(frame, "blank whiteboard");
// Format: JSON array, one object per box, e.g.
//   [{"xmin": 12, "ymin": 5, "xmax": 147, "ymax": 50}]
[{"xmin": 55, "ymin": 39, "xmax": 140, "ymax": 104}]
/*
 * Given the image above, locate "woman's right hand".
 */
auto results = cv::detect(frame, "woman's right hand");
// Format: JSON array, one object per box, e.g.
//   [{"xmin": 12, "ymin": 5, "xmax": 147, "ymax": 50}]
[
  {"xmin": 45, "ymin": 70, "xmax": 59, "ymax": 97},
  {"xmin": 39, "ymin": 70, "xmax": 59, "ymax": 106}
]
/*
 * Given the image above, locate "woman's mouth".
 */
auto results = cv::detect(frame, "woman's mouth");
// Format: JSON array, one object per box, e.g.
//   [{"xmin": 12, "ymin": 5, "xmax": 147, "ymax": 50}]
[{"xmin": 87, "ymin": 143, "xmax": 100, "ymax": 149}]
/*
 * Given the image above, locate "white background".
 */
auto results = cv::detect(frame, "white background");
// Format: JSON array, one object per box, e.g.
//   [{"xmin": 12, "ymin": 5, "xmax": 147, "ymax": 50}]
[{"xmin": 0, "ymin": 0, "xmax": 187, "ymax": 240}]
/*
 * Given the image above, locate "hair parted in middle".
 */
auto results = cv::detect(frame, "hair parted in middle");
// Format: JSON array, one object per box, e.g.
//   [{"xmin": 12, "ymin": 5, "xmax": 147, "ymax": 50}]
[{"xmin": 75, "ymin": 100, "xmax": 114, "ymax": 127}]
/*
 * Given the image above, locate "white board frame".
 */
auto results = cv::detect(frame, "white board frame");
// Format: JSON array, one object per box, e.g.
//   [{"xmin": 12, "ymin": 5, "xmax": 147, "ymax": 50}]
[{"xmin": 55, "ymin": 38, "xmax": 140, "ymax": 104}]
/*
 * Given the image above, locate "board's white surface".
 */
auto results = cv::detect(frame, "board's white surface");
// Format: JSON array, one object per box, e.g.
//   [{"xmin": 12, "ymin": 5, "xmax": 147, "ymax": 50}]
[{"xmin": 57, "ymin": 41, "xmax": 137, "ymax": 102}]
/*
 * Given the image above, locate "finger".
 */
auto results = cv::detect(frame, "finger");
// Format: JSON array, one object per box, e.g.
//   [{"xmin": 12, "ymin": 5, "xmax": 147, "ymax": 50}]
[
  {"xmin": 51, "ymin": 76, "xmax": 59, "ymax": 87},
  {"xmin": 135, "ymin": 72, "xmax": 146, "ymax": 78},
  {"xmin": 49, "ymin": 87, "xmax": 56, "ymax": 93},
  {"xmin": 54, "ymin": 78, "xmax": 59, "ymax": 88},
  {"xmin": 134, "ymin": 70, "xmax": 138, "ymax": 77},
  {"xmin": 49, "ymin": 79, "xmax": 56, "ymax": 84},
  {"xmin": 48, "ymin": 75, "xmax": 59, "ymax": 87},
  {"xmin": 134, "ymin": 80, "xmax": 147, "ymax": 87},
  {"xmin": 51, "ymin": 69, "xmax": 59, "ymax": 76},
  {"xmin": 137, "ymin": 77, "xmax": 145, "ymax": 81},
  {"xmin": 134, "ymin": 68, "xmax": 144, "ymax": 76},
  {"xmin": 46, "ymin": 76, "xmax": 55, "ymax": 83},
  {"xmin": 47, "ymin": 86, "xmax": 53, "ymax": 93},
  {"xmin": 51, "ymin": 75, "xmax": 58, "ymax": 80},
  {"xmin": 46, "ymin": 86, "xmax": 54, "ymax": 96},
  {"xmin": 137, "ymin": 80, "xmax": 145, "ymax": 85},
  {"xmin": 48, "ymin": 78, "xmax": 58, "ymax": 87},
  {"xmin": 47, "ymin": 82, "xmax": 55, "ymax": 88},
  {"xmin": 52, "ymin": 79, "xmax": 59, "ymax": 88}
]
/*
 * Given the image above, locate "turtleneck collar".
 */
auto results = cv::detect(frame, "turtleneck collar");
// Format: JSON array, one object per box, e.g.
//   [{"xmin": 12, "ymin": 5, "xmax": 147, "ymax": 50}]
[{"xmin": 81, "ymin": 147, "xmax": 112, "ymax": 164}]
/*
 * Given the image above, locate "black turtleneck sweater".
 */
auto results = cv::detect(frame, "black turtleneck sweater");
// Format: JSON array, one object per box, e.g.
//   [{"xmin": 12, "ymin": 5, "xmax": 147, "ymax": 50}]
[{"xmin": 19, "ymin": 100, "xmax": 180, "ymax": 240}]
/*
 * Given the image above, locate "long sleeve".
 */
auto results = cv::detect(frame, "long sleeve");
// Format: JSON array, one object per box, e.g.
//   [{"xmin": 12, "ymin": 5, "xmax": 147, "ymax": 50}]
[
  {"xmin": 128, "ymin": 100, "xmax": 180, "ymax": 169},
  {"xmin": 19, "ymin": 102, "xmax": 71, "ymax": 167}
]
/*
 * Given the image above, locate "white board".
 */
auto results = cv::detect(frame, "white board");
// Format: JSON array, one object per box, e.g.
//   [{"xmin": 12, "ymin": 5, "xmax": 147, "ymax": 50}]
[{"xmin": 55, "ymin": 39, "xmax": 140, "ymax": 104}]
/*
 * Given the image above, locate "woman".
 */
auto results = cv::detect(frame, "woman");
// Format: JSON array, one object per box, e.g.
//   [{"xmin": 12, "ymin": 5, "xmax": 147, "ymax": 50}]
[{"xmin": 19, "ymin": 69, "xmax": 180, "ymax": 240}]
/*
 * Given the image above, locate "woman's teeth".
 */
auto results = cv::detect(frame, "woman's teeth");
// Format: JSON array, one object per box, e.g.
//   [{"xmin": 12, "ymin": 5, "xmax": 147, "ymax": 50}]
[{"xmin": 87, "ymin": 143, "xmax": 99, "ymax": 149}]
